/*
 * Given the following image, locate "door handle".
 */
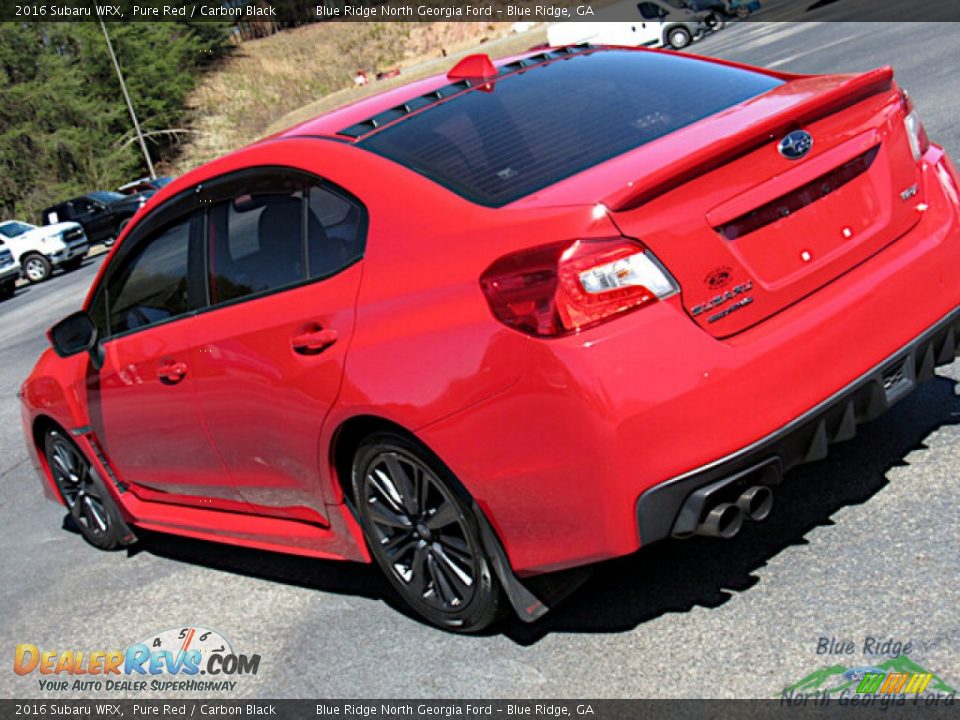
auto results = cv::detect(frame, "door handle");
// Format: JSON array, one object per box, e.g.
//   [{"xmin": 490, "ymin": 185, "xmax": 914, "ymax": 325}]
[
  {"xmin": 158, "ymin": 360, "xmax": 188, "ymax": 384},
  {"xmin": 292, "ymin": 327, "xmax": 338, "ymax": 355}
]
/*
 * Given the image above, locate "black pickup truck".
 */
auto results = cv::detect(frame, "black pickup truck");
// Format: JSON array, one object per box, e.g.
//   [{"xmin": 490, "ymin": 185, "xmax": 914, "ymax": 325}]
[{"xmin": 41, "ymin": 190, "xmax": 151, "ymax": 246}]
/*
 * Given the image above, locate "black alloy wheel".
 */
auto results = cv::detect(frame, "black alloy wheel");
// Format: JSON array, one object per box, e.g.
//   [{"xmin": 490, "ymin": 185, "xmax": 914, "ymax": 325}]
[
  {"xmin": 45, "ymin": 430, "xmax": 125, "ymax": 550},
  {"xmin": 353, "ymin": 434, "xmax": 503, "ymax": 632}
]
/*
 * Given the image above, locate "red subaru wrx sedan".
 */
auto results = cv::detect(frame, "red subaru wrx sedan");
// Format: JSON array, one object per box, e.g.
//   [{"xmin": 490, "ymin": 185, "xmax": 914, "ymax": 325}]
[{"xmin": 21, "ymin": 46, "xmax": 960, "ymax": 631}]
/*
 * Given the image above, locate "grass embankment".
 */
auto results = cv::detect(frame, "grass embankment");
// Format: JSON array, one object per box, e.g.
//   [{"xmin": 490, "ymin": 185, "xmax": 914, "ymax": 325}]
[{"xmin": 172, "ymin": 22, "xmax": 547, "ymax": 175}]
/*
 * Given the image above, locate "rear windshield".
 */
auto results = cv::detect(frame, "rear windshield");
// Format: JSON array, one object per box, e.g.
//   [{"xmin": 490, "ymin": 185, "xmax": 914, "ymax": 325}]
[{"xmin": 360, "ymin": 50, "xmax": 782, "ymax": 207}]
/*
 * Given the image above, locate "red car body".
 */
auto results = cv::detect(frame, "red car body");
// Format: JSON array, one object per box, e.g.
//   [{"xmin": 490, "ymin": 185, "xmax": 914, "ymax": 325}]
[{"xmin": 20, "ymin": 46, "xmax": 960, "ymax": 625}]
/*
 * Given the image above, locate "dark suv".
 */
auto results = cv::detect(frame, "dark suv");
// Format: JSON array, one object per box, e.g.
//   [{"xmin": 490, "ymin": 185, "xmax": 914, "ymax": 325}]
[{"xmin": 42, "ymin": 191, "xmax": 151, "ymax": 246}]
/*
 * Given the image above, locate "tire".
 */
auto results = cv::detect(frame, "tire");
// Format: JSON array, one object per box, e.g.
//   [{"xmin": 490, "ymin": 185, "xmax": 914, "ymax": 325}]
[
  {"xmin": 21, "ymin": 253, "xmax": 52, "ymax": 283},
  {"xmin": 667, "ymin": 26, "xmax": 693, "ymax": 49},
  {"xmin": 44, "ymin": 429, "xmax": 126, "ymax": 551},
  {"xmin": 351, "ymin": 432, "xmax": 504, "ymax": 632},
  {"xmin": 736, "ymin": 5, "xmax": 750, "ymax": 17},
  {"xmin": 0, "ymin": 280, "xmax": 14, "ymax": 300},
  {"xmin": 62, "ymin": 256, "xmax": 84, "ymax": 272},
  {"xmin": 705, "ymin": 12, "xmax": 725, "ymax": 29}
]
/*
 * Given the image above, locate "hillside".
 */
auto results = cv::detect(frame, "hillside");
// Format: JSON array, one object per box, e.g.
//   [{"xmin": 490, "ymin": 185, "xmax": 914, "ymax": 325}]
[{"xmin": 171, "ymin": 22, "xmax": 546, "ymax": 175}]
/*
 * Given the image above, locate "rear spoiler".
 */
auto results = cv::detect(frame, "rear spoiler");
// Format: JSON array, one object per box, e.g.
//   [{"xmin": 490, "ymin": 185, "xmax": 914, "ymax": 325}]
[{"xmin": 604, "ymin": 66, "xmax": 895, "ymax": 212}]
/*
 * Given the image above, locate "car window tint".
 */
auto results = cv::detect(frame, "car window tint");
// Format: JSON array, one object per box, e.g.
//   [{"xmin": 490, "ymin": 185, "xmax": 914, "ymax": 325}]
[
  {"xmin": 72, "ymin": 199, "xmax": 94, "ymax": 214},
  {"xmin": 209, "ymin": 191, "xmax": 306, "ymax": 304},
  {"xmin": 638, "ymin": 2, "xmax": 661, "ymax": 18},
  {"xmin": 107, "ymin": 218, "xmax": 190, "ymax": 335},
  {"xmin": 361, "ymin": 50, "xmax": 782, "ymax": 206},
  {"xmin": 307, "ymin": 185, "xmax": 364, "ymax": 279}
]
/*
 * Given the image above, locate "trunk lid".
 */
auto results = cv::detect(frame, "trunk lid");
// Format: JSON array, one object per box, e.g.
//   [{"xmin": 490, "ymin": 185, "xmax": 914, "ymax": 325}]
[{"xmin": 602, "ymin": 69, "xmax": 925, "ymax": 337}]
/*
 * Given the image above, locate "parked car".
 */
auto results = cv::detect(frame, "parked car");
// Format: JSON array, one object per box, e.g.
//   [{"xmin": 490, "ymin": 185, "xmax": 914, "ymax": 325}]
[
  {"xmin": 670, "ymin": 0, "xmax": 761, "ymax": 21},
  {"xmin": 0, "ymin": 220, "xmax": 88, "ymax": 284},
  {"xmin": 41, "ymin": 191, "xmax": 151, "ymax": 247},
  {"xmin": 21, "ymin": 46, "xmax": 960, "ymax": 632},
  {"xmin": 0, "ymin": 241, "xmax": 20, "ymax": 299},
  {"xmin": 550, "ymin": 0, "xmax": 709, "ymax": 50},
  {"xmin": 117, "ymin": 176, "xmax": 173, "ymax": 196}
]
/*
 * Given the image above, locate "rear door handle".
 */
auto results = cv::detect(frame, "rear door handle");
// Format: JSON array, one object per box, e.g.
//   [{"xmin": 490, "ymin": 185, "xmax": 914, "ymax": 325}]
[
  {"xmin": 158, "ymin": 360, "xmax": 188, "ymax": 384},
  {"xmin": 292, "ymin": 328, "xmax": 338, "ymax": 355}
]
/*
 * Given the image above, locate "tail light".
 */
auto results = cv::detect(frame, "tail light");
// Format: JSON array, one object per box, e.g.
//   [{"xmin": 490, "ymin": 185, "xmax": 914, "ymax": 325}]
[
  {"xmin": 480, "ymin": 237, "xmax": 678, "ymax": 338},
  {"xmin": 901, "ymin": 92, "xmax": 931, "ymax": 162}
]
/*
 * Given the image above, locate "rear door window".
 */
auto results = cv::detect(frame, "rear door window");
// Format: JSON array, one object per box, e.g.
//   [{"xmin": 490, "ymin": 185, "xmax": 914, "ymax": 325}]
[
  {"xmin": 208, "ymin": 179, "xmax": 367, "ymax": 305},
  {"xmin": 208, "ymin": 190, "xmax": 307, "ymax": 305}
]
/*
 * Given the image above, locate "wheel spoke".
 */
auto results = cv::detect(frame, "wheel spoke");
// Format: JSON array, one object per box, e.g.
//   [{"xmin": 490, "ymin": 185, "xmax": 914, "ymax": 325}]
[
  {"xmin": 427, "ymin": 553, "xmax": 457, "ymax": 606},
  {"xmin": 368, "ymin": 469, "xmax": 405, "ymax": 514},
  {"xmin": 432, "ymin": 543, "xmax": 474, "ymax": 593},
  {"xmin": 382, "ymin": 531, "xmax": 416, "ymax": 560},
  {"xmin": 384, "ymin": 455, "xmax": 418, "ymax": 516},
  {"xmin": 84, "ymin": 496, "xmax": 108, "ymax": 532},
  {"xmin": 367, "ymin": 499, "xmax": 412, "ymax": 530},
  {"xmin": 407, "ymin": 543, "xmax": 429, "ymax": 596},
  {"xmin": 438, "ymin": 535, "xmax": 473, "ymax": 564},
  {"xmin": 416, "ymin": 467, "xmax": 430, "ymax": 516},
  {"xmin": 425, "ymin": 500, "xmax": 459, "ymax": 531}
]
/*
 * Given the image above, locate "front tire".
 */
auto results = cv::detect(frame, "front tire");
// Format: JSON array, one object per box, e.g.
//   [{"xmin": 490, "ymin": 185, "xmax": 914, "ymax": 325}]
[
  {"xmin": 45, "ymin": 430, "xmax": 125, "ymax": 550},
  {"xmin": 667, "ymin": 26, "xmax": 693, "ymax": 49},
  {"xmin": 22, "ymin": 253, "xmax": 51, "ymax": 283},
  {"xmin": 352, "ymin": 433, "xmax": 504, "ymax": 632}
]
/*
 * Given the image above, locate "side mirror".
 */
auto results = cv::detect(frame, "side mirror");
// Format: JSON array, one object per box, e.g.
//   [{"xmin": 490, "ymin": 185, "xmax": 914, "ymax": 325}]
[{"xmin": 48, "ymin": 311, "xmax": 98, "ymax": 358}]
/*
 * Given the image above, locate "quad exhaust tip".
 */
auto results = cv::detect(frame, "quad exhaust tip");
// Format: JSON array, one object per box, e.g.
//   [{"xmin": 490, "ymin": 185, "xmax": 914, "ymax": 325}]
[
  {"xmin": 694, "ymin": 485, "xmax": 774, "ymax": 539},
  {"xmin": 737, "ymin": 485, "xmax": 774, "ymax": 522},
  {"xmin": 697, "ymin": 502, "xmax": 743, "ymax": 539}
]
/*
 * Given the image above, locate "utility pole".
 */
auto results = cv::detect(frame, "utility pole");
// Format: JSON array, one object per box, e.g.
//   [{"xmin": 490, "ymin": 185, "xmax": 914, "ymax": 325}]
[{"xmin": 97, "ymin": 16, "xmax": 156, "ymax": 179}]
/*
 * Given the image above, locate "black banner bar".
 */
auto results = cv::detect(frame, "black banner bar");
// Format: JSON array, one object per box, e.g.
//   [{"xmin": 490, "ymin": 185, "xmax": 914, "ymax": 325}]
[{"xmin": 2, "ymin": 0, "xmax": 960, "ymax": 23}]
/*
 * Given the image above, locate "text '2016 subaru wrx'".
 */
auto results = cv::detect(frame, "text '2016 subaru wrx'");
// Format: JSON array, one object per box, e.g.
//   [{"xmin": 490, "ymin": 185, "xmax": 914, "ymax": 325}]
[{"xmin": 21, "ymin": 46, "xmax": 960, "ymax": 631}]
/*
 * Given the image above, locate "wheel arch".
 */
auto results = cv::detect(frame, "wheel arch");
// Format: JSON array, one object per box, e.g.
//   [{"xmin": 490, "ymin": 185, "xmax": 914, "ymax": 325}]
[
  {"xmin": 327, "ymin": 412, "xmax": 584, "ymax": 623},
  {"xmin": 330, "ymin": 414, "xmax": 430, "ymax": 506}
]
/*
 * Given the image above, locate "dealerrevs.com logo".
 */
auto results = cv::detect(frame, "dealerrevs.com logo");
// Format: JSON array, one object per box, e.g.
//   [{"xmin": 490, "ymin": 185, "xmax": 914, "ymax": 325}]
[{"xmin": 14, "ymin": 626, "xmax": 261, "ymax": 693}]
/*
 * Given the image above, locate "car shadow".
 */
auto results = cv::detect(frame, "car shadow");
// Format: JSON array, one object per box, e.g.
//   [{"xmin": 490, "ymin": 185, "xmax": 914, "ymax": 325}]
[
  {"xmin": 499, "ymin": 374, "xmax": 960, "ymax": 644},
  {"xmin": 124, "ymin": 530, "xmax": 416, "ymax": 616},
  {"xmin": 74, "ymin": 374, "xmax": 958, "ymax": 641}
]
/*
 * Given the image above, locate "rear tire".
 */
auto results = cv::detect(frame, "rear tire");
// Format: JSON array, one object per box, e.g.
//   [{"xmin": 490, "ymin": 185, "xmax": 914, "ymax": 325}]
[
  {"xmin": 22, "ymin": 253, "xmax": 51, "ymax": 283},
  {"xmin": 351, "ymin": 432, "xmax": 504, "ymax": 632},
  {"xmin": 667, "ymin": 26, "xmax": 693, "ymax": 49},
  {"xmin": 44, "ymin": 430, "xmax": 125, "ymax": 551}
]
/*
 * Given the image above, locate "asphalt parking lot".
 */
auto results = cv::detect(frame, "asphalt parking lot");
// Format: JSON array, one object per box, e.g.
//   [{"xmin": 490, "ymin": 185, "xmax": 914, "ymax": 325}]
[{"xmin": 1, "ymin": 23, "xmax": 958, "ymax": 699}]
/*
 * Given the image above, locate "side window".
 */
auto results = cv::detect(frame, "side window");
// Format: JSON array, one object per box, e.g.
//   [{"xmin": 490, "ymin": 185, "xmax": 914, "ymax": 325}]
[
  {"xmin": 638, "ymin": 2, "xmax": 661, "ymax": 19},
  {"xmin": 72, "ymin": 199, "xmax": 94, "ymax": 215},
  {"xmin": 209, "ymin": 190, "xmax": 306, "ymax": 305},
  {"xmin": 106, "ymin": 218, "xmax": 191, "ymax": 336},
  {"xmin": 307, "ymin": 184, "xmax": 365, "ymax": 279}
]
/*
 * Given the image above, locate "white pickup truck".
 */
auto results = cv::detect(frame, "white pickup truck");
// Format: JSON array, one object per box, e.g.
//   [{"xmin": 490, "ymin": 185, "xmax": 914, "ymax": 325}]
[
  {"xmin": 0, "ymin": 220, "xmax": 89, "ymax": 284},
  {"xmin": 0, "ymin": 242, "xmax": 20, "ymax": 299},
  {"xmin": 547, "ymin": 1, "xmax": 708, "ymax": 50}
]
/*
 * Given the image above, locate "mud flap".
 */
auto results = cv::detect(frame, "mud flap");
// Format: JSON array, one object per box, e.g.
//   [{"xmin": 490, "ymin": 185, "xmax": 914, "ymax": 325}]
[{"xmin": 473, "ymin": 501, "xmax": 591, "ymax": 623}]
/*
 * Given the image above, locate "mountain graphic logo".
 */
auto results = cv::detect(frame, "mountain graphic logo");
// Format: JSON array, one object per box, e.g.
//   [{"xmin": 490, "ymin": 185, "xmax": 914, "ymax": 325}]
[{"xmin": 783, "ymin": 655, "xmax": 957, "ymax": 697}]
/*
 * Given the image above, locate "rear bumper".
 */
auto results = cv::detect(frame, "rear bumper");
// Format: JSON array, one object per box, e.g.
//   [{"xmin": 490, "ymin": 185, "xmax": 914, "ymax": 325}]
[
  {"xmin": 637, "ymin": 305, "xmax": 960, "ymax": 544},
  {"xmin": 419, "ymin": 146, "xmax": 960, "ymax": 576}
]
